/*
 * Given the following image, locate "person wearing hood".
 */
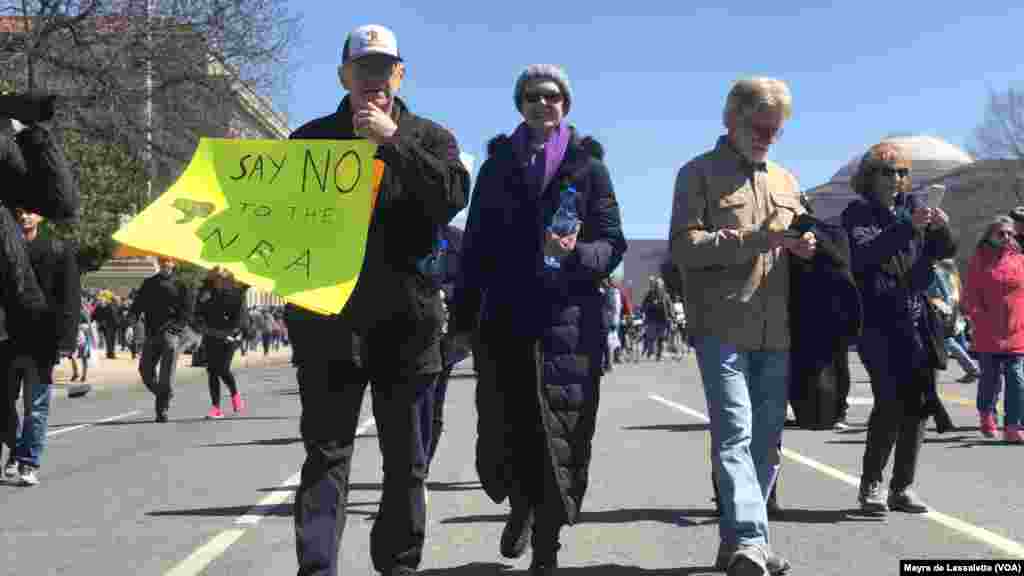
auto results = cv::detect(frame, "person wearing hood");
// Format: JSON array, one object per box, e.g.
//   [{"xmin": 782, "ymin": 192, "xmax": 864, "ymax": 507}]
[
  {"xmin": 452, "ymin": 64, "xmax": 626, "ymax": 575},
  {"xmin": 285, "ymin": 24, "xmax": 470, "ymax": 576},
  {"xmin": 841, "ymin": 142, "xmax": 957, "ymax": 516},
  {"xmin": 963, "ymin": 215, "xmax": 1024, "ymax": 443}
]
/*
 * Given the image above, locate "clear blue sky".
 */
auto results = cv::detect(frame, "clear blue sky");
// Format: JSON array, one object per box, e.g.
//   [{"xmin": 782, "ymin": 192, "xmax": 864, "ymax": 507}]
[{"xmin": 281, "ymin": 1, "xmax": 1022, "ymax": 239}]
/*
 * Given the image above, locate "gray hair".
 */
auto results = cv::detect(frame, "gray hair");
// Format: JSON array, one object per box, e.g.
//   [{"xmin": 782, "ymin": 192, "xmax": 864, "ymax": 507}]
[
  {"xmin": 514, "ymin": 64, "xmax": 573, "ymax": 115},
  {"xmin": 978, "ymin": 214, "xmax": 1015, "ymax": 251},
  {"xmin": 722, "ymin": 77, "xmax": 793, "ymax": 126}
]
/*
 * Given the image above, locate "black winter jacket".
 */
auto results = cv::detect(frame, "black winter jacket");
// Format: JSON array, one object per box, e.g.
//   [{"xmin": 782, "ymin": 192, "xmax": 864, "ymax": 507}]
[
  {"xmin": 17, "ymin": 235, "xmax": 80, "ymax": 361},
  {"xmin": 0, "ymin": 122, "xmax": 79, "ymax": 346},
  {"xmin": 787, "ymin": 215, "xmax": 862, "ymax": 429},
  {"xmin": 0, "ymin": 125, "xmax": 79, "ymax": 221},
  {"xmin": 284, "ymin": 96, "xmax": 470, "ymax": 374},
  {"xmin": 196, "ymin": 285, "xmax": 245, "ymax": 339},
  {"xmin": 129, "ymin": 272, "xmax": 194, "ymax": 336},
  {"xmin": 0, "ymin": 206, "xmax": 46, "ymax": 343},
  {"xmin": 841, "ymin": 194, "xmax": 956, "ymax": 427}
]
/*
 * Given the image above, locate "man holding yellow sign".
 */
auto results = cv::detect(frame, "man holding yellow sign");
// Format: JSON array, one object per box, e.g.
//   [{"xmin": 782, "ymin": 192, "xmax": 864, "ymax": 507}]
[{"xmin": 286, "ymin": 24, "xmax": 470, "ymax": 576}]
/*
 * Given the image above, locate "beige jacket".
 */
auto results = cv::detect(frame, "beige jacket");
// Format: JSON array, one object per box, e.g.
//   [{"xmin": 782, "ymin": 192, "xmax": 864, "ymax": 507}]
[{"xmin": 669, "ymin": 136, "xmax": 804, "ymax": 351}]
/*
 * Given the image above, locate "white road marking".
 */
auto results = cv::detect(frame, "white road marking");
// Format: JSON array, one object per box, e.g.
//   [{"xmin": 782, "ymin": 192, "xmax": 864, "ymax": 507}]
[
  {"xmin": 648, "ymin": 393, "xmax": 1024, "ymax": 559},
  {"xmin": 164, "ymin": 416, "xmax": 377, "ymax": 576},
  {"xmin": 46, "ymin": 411, "xmax": 142, "ymax": 438},
  {"xmin": 846, "ymin": 396, "xmax": 874, "ymax": 406}
]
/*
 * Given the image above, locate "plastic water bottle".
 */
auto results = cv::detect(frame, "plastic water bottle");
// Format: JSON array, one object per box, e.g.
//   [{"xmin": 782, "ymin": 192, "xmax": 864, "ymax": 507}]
[
  {"xmin": 417, "ymin": 236, "xmax": 448, "ymax": 278},
  {"xmin": 545, "ymin": 186, "xmax": 578, "ymax": 270}
]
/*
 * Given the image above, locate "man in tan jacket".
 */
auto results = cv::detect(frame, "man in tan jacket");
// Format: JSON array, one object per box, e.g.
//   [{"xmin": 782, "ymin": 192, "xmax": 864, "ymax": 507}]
[{"xmin": 669, "ymin": 77, "xmax": 814, "ymax": 576}]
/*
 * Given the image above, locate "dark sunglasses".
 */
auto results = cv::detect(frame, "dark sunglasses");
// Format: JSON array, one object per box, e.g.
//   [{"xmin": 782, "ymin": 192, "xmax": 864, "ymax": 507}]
[
  {"xmin": 351, "ymin": 58, "xmax": 398, "ymax": 80},
  {"xmin": 876, "ymin": 166, "xmax": 910, "ymax": 178},
  {"xmin": 749, "ymin": 123, "xmax": 783, "ymax": 141},
  {"xmin": 523, "ymin": 91, "xmax": 564, "ymax": 105}
]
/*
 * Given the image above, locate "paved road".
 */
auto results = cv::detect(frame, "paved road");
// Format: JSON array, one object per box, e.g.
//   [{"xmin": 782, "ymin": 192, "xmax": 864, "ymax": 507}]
[{"xmin": 3, "ymin": 352, "xmax": 1022, "ymax": 575}]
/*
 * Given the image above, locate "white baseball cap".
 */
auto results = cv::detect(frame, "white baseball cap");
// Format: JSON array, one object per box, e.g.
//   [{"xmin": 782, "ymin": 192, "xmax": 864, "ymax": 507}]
[{"xmin": 343, "ymin": 24, "xmax": 402, "ymax": 63}]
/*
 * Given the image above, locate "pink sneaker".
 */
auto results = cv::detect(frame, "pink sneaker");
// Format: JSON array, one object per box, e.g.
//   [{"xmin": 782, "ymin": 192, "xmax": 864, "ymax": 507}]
[
  {"xmin": 206, "ymin": 406, "xmax": 224, "ymax": 419},
  {"xmin": 980, "ymin": 413, "xmax": 997, "ymax": 438},
  {"xmin": 1005, "ymin": 425, "xmax": 1023, "ymax": 444},
  {"xmin": 231, "ymin": 394, "xmax": 245, "ymax": 414}
]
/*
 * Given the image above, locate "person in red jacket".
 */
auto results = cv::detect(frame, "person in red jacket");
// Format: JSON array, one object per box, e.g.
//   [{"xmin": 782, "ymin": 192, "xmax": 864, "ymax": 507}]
[{"xmin": 964, "ymin": 214, "xmax": 1024, "ymax": 443}]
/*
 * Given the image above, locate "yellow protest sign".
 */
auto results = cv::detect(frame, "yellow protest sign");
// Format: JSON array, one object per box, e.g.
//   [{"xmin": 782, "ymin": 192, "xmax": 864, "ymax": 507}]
[{"xmin": 113, "ymin": 138, "xmax": 381, "ymax": 315}]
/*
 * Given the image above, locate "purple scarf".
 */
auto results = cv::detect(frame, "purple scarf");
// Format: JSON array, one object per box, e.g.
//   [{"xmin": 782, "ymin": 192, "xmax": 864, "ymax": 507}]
[{"xmin": 510, "ymin": 121, "xmax": 571, "ymax": 197}]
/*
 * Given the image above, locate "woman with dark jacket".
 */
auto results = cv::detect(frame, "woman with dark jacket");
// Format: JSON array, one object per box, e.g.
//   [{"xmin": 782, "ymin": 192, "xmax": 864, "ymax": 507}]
[
  {"xmin": 963, "ymin": 215, "xmax": 1024, "ymax": 443},
  {"xmin": 453, "ymin": 64, "xmax": 626, "ymax": 575},
  {"xmin": 841, "ymin": 142, "xmax": 956, "ymax": 516},
  {"xmin": 195, "ymin": 267, "xmax": 246, "ymax": 419}
]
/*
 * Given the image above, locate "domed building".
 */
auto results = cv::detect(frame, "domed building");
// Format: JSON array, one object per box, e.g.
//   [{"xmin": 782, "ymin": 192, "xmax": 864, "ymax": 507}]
[
  {"xmin": 805, "ymin": 135, "xmax": 975, "ymax": 222},
  {"xmin": 804, "ymin": 135, "xmax": 1024, "ymax": 268}
]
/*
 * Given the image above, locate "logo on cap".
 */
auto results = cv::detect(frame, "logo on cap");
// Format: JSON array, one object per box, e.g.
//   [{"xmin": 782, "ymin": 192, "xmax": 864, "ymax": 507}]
[{"xmin": 365, "ymin": 29, "xmax": 382, "ymax": 47}]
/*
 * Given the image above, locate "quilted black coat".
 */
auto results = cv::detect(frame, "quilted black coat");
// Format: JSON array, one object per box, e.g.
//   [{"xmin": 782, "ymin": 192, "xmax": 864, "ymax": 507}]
[{"xmin": 455, "ymin": 130, "xmax": 626, "ymax": 524}]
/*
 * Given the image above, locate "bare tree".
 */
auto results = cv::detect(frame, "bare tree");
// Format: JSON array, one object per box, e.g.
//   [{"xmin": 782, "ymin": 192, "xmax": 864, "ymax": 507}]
[
  {"xmin": 0, "ymin": 0, "xmax": 300, "ymax": 193},
  {"xmin": 971, "ymin": 87, "xmax": 1024, "ymax": 159}
]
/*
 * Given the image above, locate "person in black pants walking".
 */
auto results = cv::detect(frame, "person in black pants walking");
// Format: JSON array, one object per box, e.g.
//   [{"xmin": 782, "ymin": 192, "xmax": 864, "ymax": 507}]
[
  {"xmin": 842, "ymin": 142, "xmax": 956, "ymax": 515},
  {"xmin": 129, "ymin": 256, "xmax": 193, "ymax": 423},
  {"xmin": 195, "ymin": 267, "xmax": 245, "ymax": 419},
  {"xmin": 287, "ymin": 23, "xmax": 469, "ymax": 576}
]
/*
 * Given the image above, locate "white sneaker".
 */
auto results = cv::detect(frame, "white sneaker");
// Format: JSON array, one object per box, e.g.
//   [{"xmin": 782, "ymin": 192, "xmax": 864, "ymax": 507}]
[
  {"xmin": 3, "ymin": 460, "xmax": 18, "ymax": 480},
  {"xmin": 18, "ymin": 465, "xmax": 40, "ymax": 487}
]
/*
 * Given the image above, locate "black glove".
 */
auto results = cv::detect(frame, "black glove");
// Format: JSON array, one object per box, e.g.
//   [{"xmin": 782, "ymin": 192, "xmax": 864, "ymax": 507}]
[{"xmin": 0, "ymin": 93, "xmax": 57, "ymax": 124}]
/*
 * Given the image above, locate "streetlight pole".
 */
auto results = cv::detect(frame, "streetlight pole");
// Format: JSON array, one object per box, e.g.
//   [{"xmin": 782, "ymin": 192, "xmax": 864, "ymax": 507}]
[{"xmin": 145, "ymin": 0, "xmax": 155, "ymax": 206}]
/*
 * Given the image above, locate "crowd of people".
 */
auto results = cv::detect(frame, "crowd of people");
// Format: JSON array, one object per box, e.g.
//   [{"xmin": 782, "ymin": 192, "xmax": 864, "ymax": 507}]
[
  {"xmin": 3, "ymin": 20, "xmax": 1023, "ymax": 576},
  {"xmin": 3, "ymin": 253, "xmax": 293, "ymax": 485},
  {"xmin": 275, "ymin": 24, "xmax": 1023, "ymax": 576}
]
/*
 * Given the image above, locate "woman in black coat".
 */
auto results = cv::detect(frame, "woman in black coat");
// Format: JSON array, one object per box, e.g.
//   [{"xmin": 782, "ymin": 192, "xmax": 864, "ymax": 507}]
[
  {"xmin": 840, "ymin": 142, "xmax": 955, "ymax": 516},
  {"xmin": 453, "ymin": 64, "xmax": 626, "ymax": 575},
  {"xmin": 195, "ymin": 267, "xmax": 246, "ymax": 418}
]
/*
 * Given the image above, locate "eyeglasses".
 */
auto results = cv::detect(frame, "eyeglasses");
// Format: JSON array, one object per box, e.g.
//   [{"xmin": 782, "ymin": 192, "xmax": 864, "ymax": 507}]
[
  {"xmin": 523, "ymin": 91, "xmax": 564, "ymax": 105},
  {"xmin": 350, "ymin": 57, "xmax": 398, "ymax": 81},
  {"xmin": 749, "ymin": 122, "xmax": 783, "ymax": 142},
  {"xmin": 876, "ymin": 166, "xmax": 910, "ymax": 178}
]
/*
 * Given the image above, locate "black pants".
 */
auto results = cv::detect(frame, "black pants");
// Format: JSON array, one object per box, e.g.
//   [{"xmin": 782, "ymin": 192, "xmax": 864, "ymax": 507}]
[
  {"xmin": 294, "ymin": 357, "xmax": 437, "ymax": 575},
  {"xmin": 1, "ymin": 343, "xmax": 19, "ymax": 459},
  {"xmin": 204, "ymin": 337, "xmax": 238, "ymax": 407},
  {"xmin": 140, "ymin": 331, "xmax": 182, "ymax": 417},
  {"xmin": 859, "ymin": 346, "xmax": 929, "ymax": 493},
  {"xmin": 426, "ymin": 363, "xmax": 452, "ymax": 470},
  {"xmin": 101, "ymin": 324, "xmax": 118, "ymax": 358}
]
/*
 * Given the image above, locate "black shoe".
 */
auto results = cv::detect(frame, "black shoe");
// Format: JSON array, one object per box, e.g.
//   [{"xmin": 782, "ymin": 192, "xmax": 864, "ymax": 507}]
[
  {"xmin": 500, "ymin": 506, "xmax": 533, "ymax": 559},
  {"xmin": 386, "ymin": 567, "xmax": 416, "ymax": 576},
  {"xmin": 957, "ymin": 373, "xmax": 979, "ymax": 384},
  {"xmin": 155, "ymin": 412, "xmax": 168, "ymax": 423},
  {"xmin": 766, "ymin": 492, "xmax": 783, "ymax": 520},
  {"xmin": 888, "ymin": 490, "xmax": 928, "ymax": 514},
  {"xmin": 68, "ymin": 383, "xmax": 91, "ymax": 398},
  {"xmin": 529, "ymin": 556, "xmax": 558, "ymax": 576}
]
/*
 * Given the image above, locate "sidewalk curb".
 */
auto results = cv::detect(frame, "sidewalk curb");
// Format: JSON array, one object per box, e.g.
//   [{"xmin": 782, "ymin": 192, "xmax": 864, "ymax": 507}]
[{"xmin": 49, "ymin": 351, "xmax": 293, "ymax": 401}]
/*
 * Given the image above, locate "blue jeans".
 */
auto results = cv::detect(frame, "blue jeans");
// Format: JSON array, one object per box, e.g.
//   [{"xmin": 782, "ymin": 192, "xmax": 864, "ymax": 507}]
[
  {"xmin": 12, "ymin": 355, "xmax": 52, "ymax": 469},
  {"xmin": 693, "ymin": 336, "xmax": 789, "ymax": 547},
  {"xmin": 945, "ymin": 335, "xmax": 979, "ymax": 376},
  {"xmin": 977, "ymin": 353, "xmax": 1024, "ymax": 426}
]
